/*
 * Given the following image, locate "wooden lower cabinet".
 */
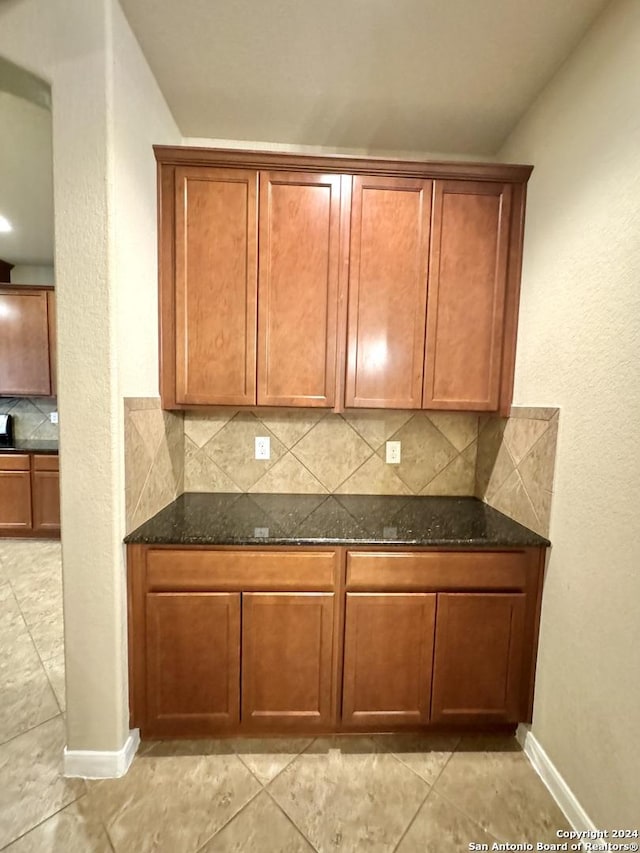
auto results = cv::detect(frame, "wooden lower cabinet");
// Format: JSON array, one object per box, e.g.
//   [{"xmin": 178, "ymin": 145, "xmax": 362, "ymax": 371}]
[
  {"xmin": 431, "ymin": 593, "xmax": 526, "ymax": 724},
  {"xmin": 128, "ymin": 546, "xmax": 544, "ymax": 738},
  {"xmin": 146, "ymin": 592, "xmax": 241, "ymax": 736},
  {"xmin": 342, "ymin": 593, "xmax": 435, "ymax": 727},
  {"xmin": 0, "ymin": 452, "xmax": 60, "ymax": 538},
  {"xmin": 0, "ymin": 470, "xmax": 32, "ymax": 530},
  {"xmin": 242, "ymin": 592, "xmax": 335, "ymax": 729}
]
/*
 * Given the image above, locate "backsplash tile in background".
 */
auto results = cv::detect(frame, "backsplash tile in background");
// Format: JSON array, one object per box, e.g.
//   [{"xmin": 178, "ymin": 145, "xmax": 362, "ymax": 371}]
[
  {"xmin": 476, "ymin": 407, "xmax": 559, "ymax": 537},
  {"xmin": 123, "ymin": 399, "xmax": 559, "ymax": 537},
  {"xmin": 184, "ymin": 409, "xmax": 479, "ymax": 497},
  {"xmin": 124, "ymin": 398, "xmax": 184, "ymax": 532},
  {"xmin": 0, "ymin": 397, "xmax": 58, "ymax": 440}
]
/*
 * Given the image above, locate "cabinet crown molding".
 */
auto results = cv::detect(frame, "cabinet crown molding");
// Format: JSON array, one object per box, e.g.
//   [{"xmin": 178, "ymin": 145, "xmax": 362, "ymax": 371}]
[{"xmin": 154, "ymin": 145, "xmax": 533, "ymax": 184}]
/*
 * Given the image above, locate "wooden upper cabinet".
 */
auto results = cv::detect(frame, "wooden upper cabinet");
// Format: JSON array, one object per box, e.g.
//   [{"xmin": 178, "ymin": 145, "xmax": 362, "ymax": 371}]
[
  {"xmin": 0, "ymin": 288, "xmax": 53, "ymax": 396},
  {"xmin": 257, "ymin": 172, "xmax": 344, "ymax": 407},
  {"xmin": 345, "ymin": 176, "xmax": 432, "ymax": 409},
  {"xmin": 156, "ymin": 148, "xmax": 531, "ymax": 412},
  {"xmin": 173, "ymin": 166, "xmax": 258, "ymax": 406},
  {"xmin": 424, "ymin": 181, "xmax": 513, "ymax": 411}
]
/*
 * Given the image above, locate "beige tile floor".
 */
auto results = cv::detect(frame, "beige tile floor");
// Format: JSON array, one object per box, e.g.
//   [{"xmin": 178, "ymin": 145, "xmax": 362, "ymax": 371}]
[{"xmin": 0, "ymin": 539, "xmax": 571, "ymax": 852}]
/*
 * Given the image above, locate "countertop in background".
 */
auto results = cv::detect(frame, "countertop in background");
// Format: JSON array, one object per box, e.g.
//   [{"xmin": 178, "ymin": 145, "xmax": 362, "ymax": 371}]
[{"xmin": 125, "ymin": 493, "xmax": 550, "ymax": 548}]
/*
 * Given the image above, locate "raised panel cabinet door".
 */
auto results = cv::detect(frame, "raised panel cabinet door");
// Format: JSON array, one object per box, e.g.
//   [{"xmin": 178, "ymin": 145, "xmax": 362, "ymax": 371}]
[
  {"xmin": 0, "ymin": 289, "xmax": 52, "ymax": 395},
  {"xmin": 258, "ymin": 172, "xmax": 343, "ymax": 407},
  {"xmin": 431, "ymin": 593, "xmax": 526, "ymax": 723},
  {"xmin": 342, "ymin": 593, "xmax": 436, "ymax": 727},
  {"xmin": 424, "ymin": 181, "xmax": 513, "ymax": 411},
  {"xmin": 145, "ymin": 592, "xmax": 240, "ymax": 736},
  {"xmin": 174, "ymin": 167, "xmax": 258, "ymax": 405},
  {"xmin": 345, "ymin": 176, "xmax": 432, "ymax": 409},
  {"xmin": 242, "ymin": 592, "xmax": 335, "ymax": 730},
  {"xmin": 0, "ymin": 471, "xmax": 32, "ymax": 530},
  {"xmin": 32, "ymin": 470, "xmax": 60, "ymax": 534}
]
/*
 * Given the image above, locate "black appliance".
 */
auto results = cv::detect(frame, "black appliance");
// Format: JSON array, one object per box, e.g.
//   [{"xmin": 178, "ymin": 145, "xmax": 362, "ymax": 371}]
[{"xmin": 0, "ymin": 413, "xmax": 14, "ymax": 447}]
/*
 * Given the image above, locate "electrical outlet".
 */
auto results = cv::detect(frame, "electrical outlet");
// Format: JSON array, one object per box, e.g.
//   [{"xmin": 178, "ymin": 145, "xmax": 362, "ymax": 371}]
[
  {"xmin": 255, "ymin": 436, "xmax": 270, "ymax": 460},
  {"xmin": 385, "ymin": 440, "xmax": 401, "ymax": 464},
  {"xmin": 254, "ymin": 527, "xmax": 269, "ymax": 538},
  {"xmin": 50, "ymin": 412, "xmax": 58, "ymax": 424}
]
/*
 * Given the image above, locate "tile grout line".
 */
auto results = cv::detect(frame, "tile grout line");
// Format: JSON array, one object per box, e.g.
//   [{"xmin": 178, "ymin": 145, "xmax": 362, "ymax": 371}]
[
  {"xmin": 391, "ymin": 783, "xmax": 435, "ymax": 853},
  {"xmin": 0, "ymin": 785, "xmax": 88, "ymax": 851},
  {"xmin": 190, "ymin": 782, "xmax": 267, "ymax": 853},
  {"xmin": 4, "ymin": 552, "xmax": 65, "ymax": 714},
  {"xmin": 263, "ymin": 786, "xmax": 321, "ymax": 852}
]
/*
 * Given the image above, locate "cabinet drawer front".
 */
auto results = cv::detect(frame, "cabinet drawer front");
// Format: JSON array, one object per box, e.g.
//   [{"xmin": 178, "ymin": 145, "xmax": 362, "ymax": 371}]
[
  {"xmin": 347, "ymin": 551, "xmax": 527, "ymax": 591},
  {"xmin": 33, "ymin": 454, "xmax": 59, "ymax": 472},
  {"xmin": 147, "ymin": 549, "xmax": 338, "ymax": 591},
  {"xmin": 0, "ymin": 454, "xmax": 30, "ymax": 472}
]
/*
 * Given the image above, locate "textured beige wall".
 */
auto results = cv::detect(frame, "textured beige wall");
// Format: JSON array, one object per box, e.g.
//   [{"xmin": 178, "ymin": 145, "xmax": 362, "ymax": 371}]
[
  {"xmin": 499, "ymin": 0, "xmax": 640, "ymax": 826},
  {"xmin": 476, "ymin": 407, "xmax": 558, "ymax": 537},
  {"xmin": 124, "ymin": 399, "xmax": 183, "ymax": 532},
  {"xmin": 184, "ymin": 409, "xmax": 478, "ymax": 497},
  {"xmin": 0, "ymin": 0, "xmax": 180, "ymax": 753}
]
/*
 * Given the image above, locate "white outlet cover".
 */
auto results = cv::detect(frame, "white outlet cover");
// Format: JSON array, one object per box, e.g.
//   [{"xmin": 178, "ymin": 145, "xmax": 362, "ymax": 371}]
[
  {"xmin": 385, "ymin": 440, "xmax": 401, "ymax": 464},
  {"xmin": 50, "ymin": 412, "xmax": 58, "ymax": 424},
  {"xmin": 255, "ymin": 436, "xmax": 270, "ymax": 460}
]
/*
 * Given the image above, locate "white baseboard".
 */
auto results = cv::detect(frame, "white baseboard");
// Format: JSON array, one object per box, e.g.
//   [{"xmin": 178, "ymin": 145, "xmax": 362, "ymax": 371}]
[
  {"xmin": 517, "ymin": 724, "xmax": 598, "ymax": 841},
  {"xmin": 63, "ymin": 728, "xmax": 140, "ymax": 779}
]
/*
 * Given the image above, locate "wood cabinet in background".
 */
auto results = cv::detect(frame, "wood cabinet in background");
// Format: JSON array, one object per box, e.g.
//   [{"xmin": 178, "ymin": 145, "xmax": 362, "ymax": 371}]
[
  {"xmin": 156, "ymin": 147, "xmax": 531, "ymax": 414},
  {"xmin": 31, "ymin": 454, "xmax": 61, "ymax": 535},
  {"xmin": 145, "ymin": 592, "xmax": 241, "ymax": 736},
  {"xmin": 0, "ymin": 452, "xmax": 60, "ymax": 538},
  {"xmin": 128, "ymin": 544, "xmax": 545, "ymax": 738},
  {"xmin": 258, "ymin": 172, "xmax": 344, "ymax": 407},
  {"xmin": 423, "ymin": 181, "xmax": 513, "ymax": 410},
  {"xmin": 342, "ymin": 592, "xmax": 435, "ymax": 727},
  {"xmin": 242, "ymin": 592, "xmax": 335, "ymax": 729},
  {"xmin": 0, "ymin": 286, "xmax": 56, "ymax": 396},
  {"xmin": 431, "ymin": 593, "xmax": 526, "ymax": 723},
  {"xmin": 171, "ymin": 167, "xmax": 258, "ymax": 406},
  {"xmin": 0, "ymin": 455, "xmax": 32, "ymax": 531},
  {"xmin": 345, "ymin": 176, "xmax": 431, "ymax": 409}
]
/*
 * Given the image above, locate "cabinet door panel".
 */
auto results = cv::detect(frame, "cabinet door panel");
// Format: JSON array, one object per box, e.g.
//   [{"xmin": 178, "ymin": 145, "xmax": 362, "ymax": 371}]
[
  {"xmin": 346, "ymin": 177, "xmax": 431, "ymax": 409},
  {"xmin": 242, "ymin": 592, "xmax": 334, "ymax": 729},
  {"xmin": 0, "ymin": 290, "xmax": 51, "ymax": 395},
  {"xmin": 174, "ymin": 167, "xmax": 257, "ymax": 405},
  {"xmin": 342, "ymin": 593, "xmax": 435, "ymax": 727},
  {"xmin": 431, "ymin": 593, "xmax": 525, "ymax": 723},
  {"xmin": 32, "ymin": 470, "xmax": 60, "ymax": 534},
  {"xmin": 146, "ymin": 592, "xmax": 240, "ymax": 736},
  {"xmin": 258, "ymin": 172, "xmax": 342, "ymax": 407},
  {"xmin": 0, "ymin": 471, "xmax": 32, "ymax": 530},
  {"xmin": 424, "ymin": 181, "xmax": 512, "ymax": 410}
]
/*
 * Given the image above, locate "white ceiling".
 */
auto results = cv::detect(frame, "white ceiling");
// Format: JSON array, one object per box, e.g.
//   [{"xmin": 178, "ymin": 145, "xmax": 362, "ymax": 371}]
[
  {"xmin": 0, "ymin": 91, "xmax": 53, "ymax": 267},
  {"xmin": 121, "ymin": 0, "xmax": 608, "ymax": 155}
]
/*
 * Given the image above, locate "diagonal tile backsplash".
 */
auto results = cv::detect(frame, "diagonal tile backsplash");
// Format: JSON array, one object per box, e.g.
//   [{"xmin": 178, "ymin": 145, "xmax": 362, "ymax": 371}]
[
  {"xmin": 0, "ymin": 397, "xmax": 59, "ymax": 441},
  {"xmin": 184, "ymin": 408, "xmax": 480, "ymax": 499},
  {"xmin": 476, "ymin": 407, "xmax": 559, "ymax": 537},
  {"xmin": 124, "ymin": 399, "xmax": 558, "ymax": 538}
]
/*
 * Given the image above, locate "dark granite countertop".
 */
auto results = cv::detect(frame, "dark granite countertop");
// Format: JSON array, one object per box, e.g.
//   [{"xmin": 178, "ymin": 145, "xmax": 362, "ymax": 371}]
[
  {"xmin": 125, "ymin": 493, "xmax": 550, "ymax": 548},
  {"xmin": 0, "ymin": 440, "xmax": 59, "ymax": 454}
]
